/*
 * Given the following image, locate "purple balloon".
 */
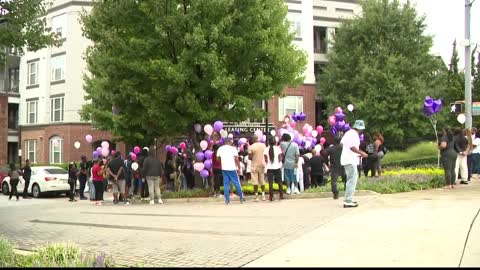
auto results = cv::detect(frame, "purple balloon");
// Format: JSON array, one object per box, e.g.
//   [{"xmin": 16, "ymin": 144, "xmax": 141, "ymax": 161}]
[
  {"xmin": 312, "ymin": 138, "xmax": 317, "ymax": 145},
  {"xmin": 165, "ymin": 145, "xmax": 171, "ymax": 152},
  {"xmin": 331, "ymin": 127, "xmax": 337, "ymax": 135},
  {"xmin": 344, "ymin": 123, "xmax": 351, "ymax": 132},
  {"xmin": 200, "ymin": 169, "xmax": 209, "ymax": 178},
  {"xmin": 336, "ymin": 120, "xmax": 346, "ymax": 130},
  {"xmin": 213, "ymin": 121, "xmax": 224, "ymax": 132},
  {"xmin": 293, "ymin": 130, "xmax": 300, "ymax": 140},
  {"xmin": 204, "ymin": 150, "xmax": 213, "ymax": 160},
  {"xmin": 334, "ymin": 112, "xmax": 346, "ymax": 122},
  {"xmin": 423, "ymin": 103, "xmax": 434, "ymax": 117},
  {"xmin": 196, "ymin": 152, "xmax": 205, "ymax": 162},
  {"xmin": 360, "ymin": 134, "xmax": 365, "ymax": 141},
  {"xmin": 92, "ymin": 151, "xmax": 98, "ymax": 158},
  {"xmin": 297, "ymin": 112, "xmax": 307, "ymax": 121},
  {"xmin": 234, "ymin": 129, "xmax": 241, "ymax": 136},
  {"xmin": 433, "ymin": 99, "xmax": 442, "ymax": 114},
  {"xmin": 292, "ymin": 112, "xmax": 298, "ymax": 122},
  {"xmin": 204, "ymin": 159, "xmax": 213, "ymax": 170}
]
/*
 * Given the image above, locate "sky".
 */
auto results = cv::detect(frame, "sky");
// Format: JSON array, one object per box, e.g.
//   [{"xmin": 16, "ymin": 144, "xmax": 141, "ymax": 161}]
[{"xmin": 404, "ymin": 0, "xmax": 480, "ymax": 69}]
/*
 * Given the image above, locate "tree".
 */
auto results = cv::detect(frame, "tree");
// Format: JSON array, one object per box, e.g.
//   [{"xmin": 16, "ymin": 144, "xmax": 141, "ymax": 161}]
[
  {"xmin": 445, "ymin": 40, "xmax": 465, "ymax": 103},
  {"xmin": 0, "ymin": 0, "xmax": 60, "ymax": 60},
  {"xmin": 318, "ymin": 0, "xmax": 446, "ymax": 143},
  {"xmin": 80, "ymin": 0, "xmax": 307, "ymax": 145},
  {"xmin": 473, "ymin": 49, "xmax": 480, "ymax": 102}
]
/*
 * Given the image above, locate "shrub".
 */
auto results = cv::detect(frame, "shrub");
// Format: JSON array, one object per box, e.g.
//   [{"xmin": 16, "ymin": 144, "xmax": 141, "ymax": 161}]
[
  {"xmin": 0, "ymin": 236, "xmax": 16, "ymax": 267},
  {"xmin": 382, "ymin": 141, "xmax": 439, "ymax": 166},
  {"xmin": 219, "ymin": 183, "xmax": 287, "ymax": 195},
  {"xmin": 162, "ymin": 189, "xmax": 210, "ymax": 199}
]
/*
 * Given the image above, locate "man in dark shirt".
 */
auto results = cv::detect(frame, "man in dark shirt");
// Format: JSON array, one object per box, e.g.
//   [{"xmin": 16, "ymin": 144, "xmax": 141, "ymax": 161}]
[
  {"xmin": 107, "ymin": 152, "xmax": 128, "ymax": 205},
  {"xmin": 326, "ymin": 136, "xmax": 347, "ymax": 199},
  {"xmin": 309, "ymin": 149, "xmax": 325, "ymax": 188},
  {"xmin": 22, "ymin": 159, "xmax": 32, "ymax": 199},
  {"xmin": 78, "ymin": 156, "xmax": 89, "ymax": 200}
]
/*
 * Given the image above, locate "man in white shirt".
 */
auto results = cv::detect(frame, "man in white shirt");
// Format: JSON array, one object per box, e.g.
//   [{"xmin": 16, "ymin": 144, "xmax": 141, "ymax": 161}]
[
  {"xmin": 217, "ymin": 137, "xmax": 246, "ymax": 205},
  {"xmin": 341, "ymin": 120, "xmax": 368, "ymax": 208}
]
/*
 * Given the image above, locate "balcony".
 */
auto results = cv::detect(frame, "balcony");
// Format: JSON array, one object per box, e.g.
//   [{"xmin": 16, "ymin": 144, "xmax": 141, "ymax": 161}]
[
  {"xmin": 8, "ymin": 104, "xmax": 18, "ymax": 130},
  {"xmin": 313, "ymin": 26, "xmax": 328, "ymax": 55}
]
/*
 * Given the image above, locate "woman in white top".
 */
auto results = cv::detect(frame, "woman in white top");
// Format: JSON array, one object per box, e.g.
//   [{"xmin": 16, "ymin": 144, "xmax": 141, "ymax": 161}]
[
  {"xmin": 264, "ymin": 137, "xmax": 285, "ymax": 201},
  {"xmin": 296, "ymin": 154, "xmax": 305, "ymax": 193}
]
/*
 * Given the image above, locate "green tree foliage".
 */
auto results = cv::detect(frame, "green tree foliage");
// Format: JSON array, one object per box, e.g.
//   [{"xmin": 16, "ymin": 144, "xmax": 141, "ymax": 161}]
[
  {"xmin": 445, "ymin": 40, "xmax": 465, "ymax": 102},
  {"xmin": 0, "ymin": 0, "xmax": 60, "ymax": 60},
  {"xmin": 80, "ymin": 0, "xmax": 307, "ymax": 145},
  {"xmin": 318, "ymin": 0, "xmax": 444, "ymax": 143}
]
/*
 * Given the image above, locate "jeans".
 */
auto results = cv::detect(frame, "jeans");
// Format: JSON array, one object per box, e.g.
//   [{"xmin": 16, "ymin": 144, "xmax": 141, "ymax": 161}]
[
  {"xmin": 222, "ymin": 170, "xmax": 244, "ymax": 203},
  {"xmin": 9, "ymin": 179, "xmax": 19, "ymax": 200},
  {"xmin": 93, "ymin": 181, "xmax": 104, "ymax": 201},
  {"xmin": 146, "ymin": 176, "xmax": 162, "ymax": 202},
  {"xmin": 344, "ymin": 164, "xmax": 359, "ymax": 203},
  {"xmin": 267, "ymin": 169, "xmax": 283, "ymax": 200},
  {"xmin": 455, "ymin": 154, "xmax": 468, "ymax": 182},
  {"xmin": 23, "ymin": 179, "xmax": 30, "ymax": 197},
  {"xmin": 68, "ymin": 179, "xmax": 76, "ymax": 200},
  {"xmin": 442, "ymin": 156, "xmax": 457, "ymax": 186},
  {"xmin": 472, "ymin": 153, "xmax": 480, "ymax": 174},
  {"xmin": 79, "ymin": 176, "xmax": 87, "ymax": 198}
]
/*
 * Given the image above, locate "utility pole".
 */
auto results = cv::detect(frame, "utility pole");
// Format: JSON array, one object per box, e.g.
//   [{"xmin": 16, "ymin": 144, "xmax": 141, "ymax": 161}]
[
  {"xmin": 265, "ymin": 99, "xmax": 269, "ymax": 147},
  {"xmin": 465, "ymin": 0, "xmax": 476, "ymax": 129}
]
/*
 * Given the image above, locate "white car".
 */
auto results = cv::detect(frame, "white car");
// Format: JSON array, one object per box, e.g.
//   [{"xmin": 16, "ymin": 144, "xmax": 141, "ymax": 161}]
[{"xmin": 1, "ymin": 166, "xmax": 79, "ymax": 198}]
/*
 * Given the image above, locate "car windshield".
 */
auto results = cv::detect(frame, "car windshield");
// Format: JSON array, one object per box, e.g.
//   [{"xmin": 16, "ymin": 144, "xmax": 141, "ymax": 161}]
[{"xmin": 44, "ymin": 168, "xmax": 68, "ymax": 174}]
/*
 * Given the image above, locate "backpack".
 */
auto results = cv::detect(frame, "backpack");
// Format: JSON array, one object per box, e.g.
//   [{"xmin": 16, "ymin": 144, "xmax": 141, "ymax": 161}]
[{"xmin": 381, "ymin": 144, "xmax": 388, "ymax": 155}]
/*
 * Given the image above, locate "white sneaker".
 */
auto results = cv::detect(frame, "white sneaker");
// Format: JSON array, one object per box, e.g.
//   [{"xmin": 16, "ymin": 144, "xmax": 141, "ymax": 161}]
[
  {"xmin": 262, "ymin": 195, "xmax": 266, "ymax": 201},
  {"xmin": 294, "ymin": 187, "xmax": 300, "ymax": 194},
  {"xmin": 158, "ymin": 199, "xmax": 164, "ymax": 204},
  {"xmin": 287, "ymin": 188, "xmax": 291, "ymax": 195},
  {"xmin": 149, "ymin": 200, "xmax": 155, "ymax": 205}
]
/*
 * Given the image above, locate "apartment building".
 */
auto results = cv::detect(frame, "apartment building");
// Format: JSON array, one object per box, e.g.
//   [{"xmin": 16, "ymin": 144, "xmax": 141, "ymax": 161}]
[
  {"xmin": 13, "ymin": 0, "xmax": 359, "ymax": 165},
  {"xmin": 0, "ymin": 45, "xmax": 20, "ymax": 166},
  {"xmin": 18, "ymin": 0, "xmax": 125, "ymax": 165},
  {"xmin": 264, "ymin": 0, "xmax": 360, "ymax": 130}
]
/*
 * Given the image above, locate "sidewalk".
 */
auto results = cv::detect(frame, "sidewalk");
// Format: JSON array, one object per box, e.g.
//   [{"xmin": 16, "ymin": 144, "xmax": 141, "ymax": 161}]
[{"xmin": 245, "ymin": 181, "xmax": 480, "ymax": 267}]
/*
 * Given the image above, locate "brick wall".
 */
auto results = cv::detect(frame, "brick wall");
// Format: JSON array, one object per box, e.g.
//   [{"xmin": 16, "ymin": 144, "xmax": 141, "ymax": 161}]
[
  {"xmin": 268, "ymin": 84, "xmax": 317, "ymax": 133},
  {"xmin": 0, "ymin": 96, "xmax": 7, "ymax": 165},
  {"xmin": 21, "ymin": 124, "xmax": 126, "ymax": 164}
]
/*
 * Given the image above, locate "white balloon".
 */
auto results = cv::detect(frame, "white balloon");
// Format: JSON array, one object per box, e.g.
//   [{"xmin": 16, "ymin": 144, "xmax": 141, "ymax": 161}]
[
  {"xmin": 305, "ymin": 141, "xmax": 312, "ymax": 149},
  {"xmin": 347, "ymin": 104, "xmax": 354, "ymax": 112},
  {"xmin": 314, "ymin": 144, "xmax": 322, "ymax": 153},
  {"xmin": 457, "ymin": 113, "xmax": 466, "ymax": 124},
  {"xmin": 220, "ymin": 130, "xmax": 228, "ymax": 138},
  {"xmin": 131, "ymin": 162, "xmax": 139, "ymax": 171},
  {"xmin": 74, "ymin": 141, "xmax": 81, "ymax": 149},
  {"xmin": 311, "ymin": 130, "xmax": 318, "ymax": 138},
  {"xmin": 270, "ymin": 130, "xmax": 276, "ymax": 136}
]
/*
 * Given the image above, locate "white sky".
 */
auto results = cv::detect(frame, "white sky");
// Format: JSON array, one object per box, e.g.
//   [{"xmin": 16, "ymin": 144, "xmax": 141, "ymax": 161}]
[{"xmin": 404, "ymin": 0, "xmax": 480, "ymax": 68}]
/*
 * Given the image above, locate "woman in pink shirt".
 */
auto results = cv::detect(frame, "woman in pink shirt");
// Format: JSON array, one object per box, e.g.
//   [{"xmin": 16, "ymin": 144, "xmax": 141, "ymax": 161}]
[{"xmin": 91, "ymin": 159, "xmax": 104, "ymax": 205}]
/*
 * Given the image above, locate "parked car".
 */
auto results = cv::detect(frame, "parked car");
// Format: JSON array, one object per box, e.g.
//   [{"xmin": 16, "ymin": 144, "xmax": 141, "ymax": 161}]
[
  {"xmin": 1, "ymin": 166, "xmax": 79, "ymax": 198},
  {"xmin": 0, "ymin": 166, "xmax": 9, "ymax": 192}
]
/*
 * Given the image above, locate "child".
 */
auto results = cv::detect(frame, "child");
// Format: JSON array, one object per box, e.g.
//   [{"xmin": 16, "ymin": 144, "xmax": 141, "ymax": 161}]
[{"xmin": 132, "ymin": 166, "xmax": 143, "ymax": 200}]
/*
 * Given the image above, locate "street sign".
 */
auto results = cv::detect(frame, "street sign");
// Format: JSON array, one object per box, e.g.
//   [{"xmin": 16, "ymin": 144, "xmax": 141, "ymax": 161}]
[
  {"xmin": 450, "ymin": 103, "xmax": 463, "ymax": 113},
  {"xmin": 473, "ymin": 102, "xmax": 480, "ymax": 116}
]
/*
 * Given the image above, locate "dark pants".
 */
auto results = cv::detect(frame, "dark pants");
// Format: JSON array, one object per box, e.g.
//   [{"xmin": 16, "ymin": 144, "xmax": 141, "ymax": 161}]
[
  {"xmin": 141, "ymin": 178, "xmax": 149, "ymax": 198},
  {"xmin": 331, "ymin": 169, "xmax": 347, "ymax": 196},
  {"xmin": 185, "ymin": 171, "xmax": 194, "ymax": 189},
  {"xmin": 467, "ymin": 155, "xmax": 473, "ymax": 181},
  {"xmin": 213, "ymin": 168, "xmax": 223, "ymax": 193},
  {"xmin": 267, "ymin": 169, "xmax": 284, "ymax": 200},
  {"xmin": 442, "ymin": 156, "xmax": 457, "ymax": 186},
  {"xmin": 93, "ymin": 181, "xmax": 104, "ymax": 201},
  {"xmin": 68, "ymin": 180, "xmax": 75, "ymax": 200},
  {"xmin": 79, "ymin": 176, "xmax": 87, "ymax": 198},
  {"xmin": 364, "ymin": 154, "xmax": 379, "ymax": 177},
  {"xmin": 303, "ymin": 170, "xmax": 310, "ymax": 190},
  {"xmin": 310, "ymin": 174, "xmax": 324, "ymax": 188},
  {"xmin": 9, "ymin": 179, "xmax": 19, "ymax": 200},
  {"xmin": 23, "ymin": 179, "xmax": 30, "ymax": 197},
  {"xmin": 472, "ymin": 153, "xmax": 480, "ymax": 174}
]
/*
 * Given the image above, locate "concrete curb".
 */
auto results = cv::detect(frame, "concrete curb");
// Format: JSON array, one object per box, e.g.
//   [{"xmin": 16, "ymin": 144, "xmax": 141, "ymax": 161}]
[{"xmin": 131, "ymin": 190, "xmax": 379, "ymax": 204}]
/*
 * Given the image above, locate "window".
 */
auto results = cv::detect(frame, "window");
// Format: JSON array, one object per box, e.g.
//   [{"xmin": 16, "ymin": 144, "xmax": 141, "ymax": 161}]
[
  {"xmin": 25, "ymin": 140, "xmax": 37, "ymax": 164},
  {"xmin": 314, "ymin": 26, "xmax": 328, "ymax": 54},
  {"xmin": 26, "ymin": 100, "xmax": 38, "ymax": 124},
  {"xmin": 9, "ymin": 68, "xmax": 19, "ymax": 92},
  {"xmin": 49, "ymin": 136, "xmax": 63, "ymax": 164},
  {"xmin": 250, "ymin": 100, "xmax": 265, "ymax": 123},
  {"xmin": 51, "ymin": 54, "xmax": 65, "ymax": 81},
  {"xmin": 288, "ymin": 15, "xmax": 302, "ymax": 39},
  {"xmin": 50, "ymin": 96, "xmax": 64, "ymax": 122},
  {"xmin": 51, "ymin": 14, "xmax": 67, "ymax": 39},
  {"xmin": 278, "ymin": 96, "xmax": 304, "ymax": 121},
  {"xmin": 27, "ymin": 61, "xmax": 39, "ymax": 86}
]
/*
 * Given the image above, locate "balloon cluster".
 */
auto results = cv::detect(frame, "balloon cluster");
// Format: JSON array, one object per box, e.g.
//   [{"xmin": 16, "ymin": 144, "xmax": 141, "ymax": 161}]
[
  {"xmin": 277, "ymin": 117, "xmax": 326, "ymax": 154},
  {"xmin": 92, "ymin": 140, "xmax": 111, "ymax": 159},
  {"xmin": 292, "ymin": 112, "xmax": 307, "ymax": 122},
  {"xmin": 327, "ymin": 107, "xmax": 351, "ymax": 135},
  {"xmin": 422, "ymin": 96, "xmax": 442, "ymax": 117}
]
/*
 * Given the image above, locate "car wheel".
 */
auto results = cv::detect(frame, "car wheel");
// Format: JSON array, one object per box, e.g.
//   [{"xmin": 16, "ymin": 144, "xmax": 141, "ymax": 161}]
[
  {"xmin": 2, "ymin": 182, "xmax": 8, "ymax": 196},
  {"xmin": 32, "ymin": 184, "xmax": 41, "ymax": 198}
]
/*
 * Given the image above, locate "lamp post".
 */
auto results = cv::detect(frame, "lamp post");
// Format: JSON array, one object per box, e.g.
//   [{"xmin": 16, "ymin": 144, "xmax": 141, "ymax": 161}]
[
  {"xmin": 465, "ymin": 0, "xmax": 476, "ymax": 129},
  {"xmin": 265, "ymin": 99, "xmax": 269, "ymax": 147}
]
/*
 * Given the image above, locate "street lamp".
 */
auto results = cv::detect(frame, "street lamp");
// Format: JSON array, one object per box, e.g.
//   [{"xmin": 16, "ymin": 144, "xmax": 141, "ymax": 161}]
[{"xmin": 464, "ymin": 0, "xmax": 476, "ymax": 129}]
